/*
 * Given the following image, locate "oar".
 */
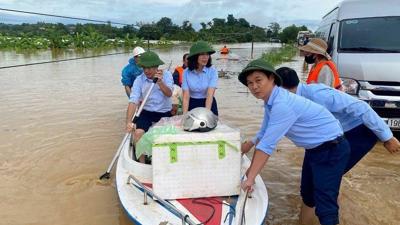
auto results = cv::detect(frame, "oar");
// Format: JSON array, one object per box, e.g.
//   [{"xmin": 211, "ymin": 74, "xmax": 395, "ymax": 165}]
[{"xmin": 99, "ymin": 77, "xmax": 158, "ymax": 180}]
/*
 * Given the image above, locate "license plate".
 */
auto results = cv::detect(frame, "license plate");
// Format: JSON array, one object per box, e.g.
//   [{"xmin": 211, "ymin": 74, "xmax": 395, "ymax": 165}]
[{"xmin": 387, "ymin": 118, "xmax": 400, "ymax": 128}]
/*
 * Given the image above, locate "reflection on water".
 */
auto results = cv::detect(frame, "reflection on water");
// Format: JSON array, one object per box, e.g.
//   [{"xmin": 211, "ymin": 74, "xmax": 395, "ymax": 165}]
[{"xmin": 0, "ymin": 44, "xmax": 399, "ymax": 225}]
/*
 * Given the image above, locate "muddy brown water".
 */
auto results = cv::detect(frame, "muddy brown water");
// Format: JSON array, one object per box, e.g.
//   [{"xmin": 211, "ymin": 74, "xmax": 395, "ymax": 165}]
[{"xmin": 0, "ymin": 43, "xmax": 399, "ymax": 225}]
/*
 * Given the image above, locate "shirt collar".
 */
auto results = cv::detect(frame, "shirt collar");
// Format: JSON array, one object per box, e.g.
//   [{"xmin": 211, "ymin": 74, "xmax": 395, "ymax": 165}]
[
  {"xmin": 296, "ymin": 83, "xmax": 305, "ymax": 96},
  {"xmin": 266, "ymin": 85, "xmax": 279, "ymax": 107}
]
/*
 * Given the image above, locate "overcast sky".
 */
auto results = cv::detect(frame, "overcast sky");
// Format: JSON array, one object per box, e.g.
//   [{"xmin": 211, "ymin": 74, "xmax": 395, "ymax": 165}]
[{"xmin": 0, "ymin": 0, "xmax": 342, "ymax": 30}]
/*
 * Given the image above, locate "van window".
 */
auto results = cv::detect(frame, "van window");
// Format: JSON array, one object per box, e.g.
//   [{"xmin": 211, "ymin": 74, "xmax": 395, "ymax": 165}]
[
  {"xmin": 339, "ymin": 17, "xmax": 400, "ymax": 53},
  {"xmin": 327, "ymin": 22, "xmax": 338, "ymax": 55},
  {"xmin": 315, "ymin": 23, "xmax": 330, "ymax": 41}
]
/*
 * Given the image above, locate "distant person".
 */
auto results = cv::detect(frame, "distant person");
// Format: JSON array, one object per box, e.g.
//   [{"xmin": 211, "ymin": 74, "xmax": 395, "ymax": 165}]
[
  {"xmin": 303, "ymin": 35, "xmax": 310, "ymax": 45},
  {"xmin": 182, "ymin": 41, "xmax": 219, "ymax": 116},
  {"xmin": 126, "ymin": 51, "xmax": 173, "ymax": 163},
  {"xmin": 121, "ymin": 46, "xmax": 145, "ymax": 97},
  {"xmin": 299, "ymin": 38, "xmax": 342, "ymax": 89},
  {"xmin": 172, "ymin": 53, "xmax": 189, "ymax": 87},
  {"xmin": 220, "ymin": 45, "xmax": 230, "ymax": 54},
  {"xmin": 276, "ymin": 66, "xmax": 400, "ymax": 224}
]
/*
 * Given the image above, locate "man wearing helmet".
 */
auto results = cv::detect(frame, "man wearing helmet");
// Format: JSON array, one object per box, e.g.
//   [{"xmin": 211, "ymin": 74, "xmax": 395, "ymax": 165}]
[
  {"xmin": 125, "ymin": 51, "xmax": 173, "ymax": 163},
  {"xmin": 121, "ymin": 46, "xmax": 146, "ymax": 97}
]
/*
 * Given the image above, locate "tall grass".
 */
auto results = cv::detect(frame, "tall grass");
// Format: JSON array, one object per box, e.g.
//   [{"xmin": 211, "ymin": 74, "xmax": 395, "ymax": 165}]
[{"xmin": 261, "ymin": 44, "xmax": 297, "ymax": 66}]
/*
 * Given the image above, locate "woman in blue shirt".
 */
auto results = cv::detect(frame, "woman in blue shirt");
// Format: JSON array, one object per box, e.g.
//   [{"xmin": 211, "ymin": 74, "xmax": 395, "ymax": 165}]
[{"xmin": 182, "ymin": 41, "xmax": 219, "ymax": 115}]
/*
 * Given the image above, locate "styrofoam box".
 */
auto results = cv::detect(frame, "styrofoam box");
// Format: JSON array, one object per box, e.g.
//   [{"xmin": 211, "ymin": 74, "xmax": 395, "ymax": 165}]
[{"xmin": 152, "ymin": 123, "xmax": 241, "ymax": 200}]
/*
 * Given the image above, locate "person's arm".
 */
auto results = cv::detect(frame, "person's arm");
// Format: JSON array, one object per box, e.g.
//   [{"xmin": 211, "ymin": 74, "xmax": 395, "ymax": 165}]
[
  {"xmin": 241, "ymin": 150, "xmax": 270, "ymax": 192},
  {"xmin": 317, "ymin": 65, "xmax": 334, "ymax": 87},
  {"xmin": 205, "ymin": 68, "xmax": 218, "ymax": 110},
  {"xmin": 181, "ymin": 70, "xmax": 190, "ymax": 114},
  {"xmin": 155, "ymin": 70, "xmax": 173, "ymax": 97},
  {"xmin": 383, "ymin": 137, "xmax": 400, "ymax": 153},
  {"xmin": 126, "ymin": 102, "xmax": 137, "ymax": 132},
  {"xmin": 205, "ymin": 88, "xmax": 216, "ymax": 110},
  {"xmin": 182, "ymin": 90, "xmax": 190, "ymax": 114},
  {"xmin": 124, "ymin": 86, "xmax": 131, "ymax": 97}
]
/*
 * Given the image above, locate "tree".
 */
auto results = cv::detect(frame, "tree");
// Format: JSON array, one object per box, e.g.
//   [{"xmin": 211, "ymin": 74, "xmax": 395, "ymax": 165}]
[
  {"xmin": 279, "ymin": 24, "xmax": 309, "ymax": 43},
  {"xmin": 268, "ymin": 22, "xmax": 281, "ymax": 38}
]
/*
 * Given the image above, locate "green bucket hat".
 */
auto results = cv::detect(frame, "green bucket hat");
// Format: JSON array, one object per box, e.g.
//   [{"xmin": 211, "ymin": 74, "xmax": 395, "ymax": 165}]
[
  {"xmin": 188, "ymin": 41, "xmax": 216, "ymax": 58},
  {"xmin": 238, "ymin": 58, "xmax": 282, "ymax": 86},
  {"xmin": 138, "ymin": 51, "xmax": 164, "ymax": 68}
]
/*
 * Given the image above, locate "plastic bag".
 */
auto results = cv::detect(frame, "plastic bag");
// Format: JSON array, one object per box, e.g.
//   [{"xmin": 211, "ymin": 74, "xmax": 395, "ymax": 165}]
[{"xmin": 135, "ymin": 125, "xmax": 180, "ymax": 159}]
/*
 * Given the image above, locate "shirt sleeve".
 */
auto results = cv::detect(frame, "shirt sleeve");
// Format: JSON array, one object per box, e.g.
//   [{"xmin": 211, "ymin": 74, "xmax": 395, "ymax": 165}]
[
  {"xmin": 163, "ymin": 71, "xmax": 174, "ymax": 94},
  {"xmin": 343, "ymin": 99, "xmax": 393, "ymax": 141},
  {"xmin": 121, "ymin": 65, "xmax": 132, "ymax": 86},
  {"xmin": 252, "ymin": 110, "xmax": 268, "ymax": 144},
  {"xmin": 256, "ymin": 103, "xmax": 298, "ymax": 155},
  {"xmin": 182, "ymin": 70, "xmax": 189, "ymax": 91},
  {"xmin": 317, "ymin": 65, "xmax": 334, "ymax": 87},
  {"xmin": 208, "ymin": 67, "xmax": 218, "ymax": 88},
  {"xmin": 129, "ymin": 77, "xmax": 142, "ymax": 104}
]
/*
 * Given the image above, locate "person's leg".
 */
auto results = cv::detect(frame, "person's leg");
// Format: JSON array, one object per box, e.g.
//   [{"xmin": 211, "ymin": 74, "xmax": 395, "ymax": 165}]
[
  {"xmin": 344, "ymin": 125, "xmax": 378, "ymax": 173},
  {"xmin": 134, "ymin": 110, "xmax": 153, "ymax": 163},
  {"xmin": 310, "ymin": 138, "xmax": 350, "ymax": 225},
  {"xmin": 300, "ymin": 151, "xmax": 317, "ymax": 225}
]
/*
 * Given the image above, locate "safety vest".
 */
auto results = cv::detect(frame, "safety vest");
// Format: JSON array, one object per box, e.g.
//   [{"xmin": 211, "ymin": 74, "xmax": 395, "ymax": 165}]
[
  {"xmin": 175, "ymin": 66, "xmax": 184, "ymax": 86},
  {"xmin": 220, "ymin": 47, "xmax": 229, "ymax": 54},
  {"xmin": 306, "ymin": 61, "xmax": 341, "ymax": 89}
]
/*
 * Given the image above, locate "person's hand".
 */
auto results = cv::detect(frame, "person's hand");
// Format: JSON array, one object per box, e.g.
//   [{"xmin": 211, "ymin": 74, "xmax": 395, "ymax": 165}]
[
  {"xmin": 126, "ymin": 122, "xmax": 135, "ymax": 133},
  {"xmin": 241, "ymin": 177, "xmax": 255, "ymax": 193},
  {"xmin": 154, "ymin": 70, "xmax": 163, "ymax": 84},
  {"xmin": 241, "ymin": 140, "xmax": 253, "ymax": 154},
  {"xmin": 383, "ymin": 137, "xmax": 400, "ymax": 153}
]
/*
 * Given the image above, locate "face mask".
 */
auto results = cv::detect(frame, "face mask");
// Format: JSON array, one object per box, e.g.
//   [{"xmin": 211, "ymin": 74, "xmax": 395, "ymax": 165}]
[{"xmin": 305, "ymin": 55, "xmax": 316, "ymax": 64}]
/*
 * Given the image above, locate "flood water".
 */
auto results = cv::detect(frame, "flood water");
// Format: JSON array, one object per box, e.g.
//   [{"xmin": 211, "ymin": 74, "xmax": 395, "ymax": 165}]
[{"xmin": 0, "ymin": 43, "xmax": 399, "ymax": 225}]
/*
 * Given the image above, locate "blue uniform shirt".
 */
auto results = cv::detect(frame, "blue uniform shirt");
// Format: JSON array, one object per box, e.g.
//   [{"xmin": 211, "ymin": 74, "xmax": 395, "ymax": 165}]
[
  {"xmin": 182, "ymin": 66, "xmax": 218, "ymax": 99},
  {"xmin": 253, "ymin": 86, "xmax": 343, "ymax": 155},
  {"xmin": 121, "ymin": 58, "xmax": 143, "ymax": 87},
  {"xmin": 129, "ymin": 71, "xmax": 173, "ymax": 113},
  {"xmin": 297, "ymin": 83, "xmax": 392, "ymax": 141}
]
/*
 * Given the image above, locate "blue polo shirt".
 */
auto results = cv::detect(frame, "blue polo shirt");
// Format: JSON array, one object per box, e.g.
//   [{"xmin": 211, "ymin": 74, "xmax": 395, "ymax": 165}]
[
  {"xmin": 182, "ymin": 66, "xmax": 218, "ymax": 99},
  {"xmin": 252, "ymin": 86, "xmax": 343, "ymax": 155},
  {"xmin": 129, "ymin": 71, "xmax": 173, "ymax": 113},
  {"xmin": 297, "ymin": 83, "xmax": 392, "ymax": 141}
]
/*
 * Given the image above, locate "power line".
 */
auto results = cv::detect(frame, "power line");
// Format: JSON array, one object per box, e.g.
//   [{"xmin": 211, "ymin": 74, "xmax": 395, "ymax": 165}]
[
  {"xmin": 0, "ymin": 51, "xmax": 129, "ymax": 70},
  {"xmin": 0, "ymin": 8, "xmax": 135, "ymax": 26}
]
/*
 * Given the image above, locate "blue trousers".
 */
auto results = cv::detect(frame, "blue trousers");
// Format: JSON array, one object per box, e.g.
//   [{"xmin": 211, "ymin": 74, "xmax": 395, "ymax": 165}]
[
  {"xmin": 189, "ymin": 97, "xmax": 218, "ymax": 116},
  {"xmin": 301, "ymin": 136, "xmax": 350, "ymax": 225},
  {"xmin": 344, "ymin": 124, "xmax": 378, "ymax": 173}
]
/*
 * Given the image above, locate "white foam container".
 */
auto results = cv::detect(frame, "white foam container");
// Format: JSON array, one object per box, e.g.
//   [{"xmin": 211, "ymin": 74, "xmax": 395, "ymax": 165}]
[{"xmin": 152, "ymin": 123, "xmax": 242, "ymax": 199}]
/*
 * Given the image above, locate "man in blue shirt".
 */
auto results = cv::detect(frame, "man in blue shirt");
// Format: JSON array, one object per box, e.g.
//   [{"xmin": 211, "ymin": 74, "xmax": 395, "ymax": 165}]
[
  {"xmin": 276, "ymin": 66, "xmax": 400, "ymax": 224},
  {"xmin": 239, "ymin": 59, "xmax": 351, "ymax": 225},
  {"xmin": 121, "ymin": 46, "xmax": 145, "ymax": 98},
  {"xmin": 126, "ymin": 51, "xmax": 173, "ymax": 163}
]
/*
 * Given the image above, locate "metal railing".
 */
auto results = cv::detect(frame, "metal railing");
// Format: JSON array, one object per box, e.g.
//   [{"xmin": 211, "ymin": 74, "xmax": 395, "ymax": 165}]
[{"xmin": 126, "ymin": 174, "xmax": 198, "ymax": 225}]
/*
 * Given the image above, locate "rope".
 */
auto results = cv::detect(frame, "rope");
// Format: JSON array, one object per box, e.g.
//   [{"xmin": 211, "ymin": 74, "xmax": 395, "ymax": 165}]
[
  {"xmin": 0, "ymin": 8, "xmax": 133, "ymax": 26},
  {"xmin": 0, "ymin": 51, "xmax": 128, "ymax": 70}
]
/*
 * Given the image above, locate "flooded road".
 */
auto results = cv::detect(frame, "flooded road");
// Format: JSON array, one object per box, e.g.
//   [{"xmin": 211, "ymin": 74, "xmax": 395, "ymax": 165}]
[{"xmin": 0, "ymin": 43, "xmax": 399, "ymax": 225}]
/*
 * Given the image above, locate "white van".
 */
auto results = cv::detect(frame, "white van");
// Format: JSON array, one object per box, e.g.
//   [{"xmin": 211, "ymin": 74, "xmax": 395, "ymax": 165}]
[{"xmin": 315, "ymin": 0, "xmax": 400, "ymax": 131}]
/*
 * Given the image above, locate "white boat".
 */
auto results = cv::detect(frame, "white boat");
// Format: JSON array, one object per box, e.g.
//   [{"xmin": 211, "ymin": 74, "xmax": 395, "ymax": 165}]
[{"xmin": 116, "ymin": 134, "xmax": 269, "ymax": 225}]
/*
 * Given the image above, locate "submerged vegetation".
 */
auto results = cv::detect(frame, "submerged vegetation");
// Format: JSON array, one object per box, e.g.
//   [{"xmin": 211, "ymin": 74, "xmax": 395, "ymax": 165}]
[
  {"xmin": 0, "ymin": 14, "xmax": 309, "ymax": 51},
  {"xmin": 261, "ymin": 44, "xmax": 297, "ymax": 66}
]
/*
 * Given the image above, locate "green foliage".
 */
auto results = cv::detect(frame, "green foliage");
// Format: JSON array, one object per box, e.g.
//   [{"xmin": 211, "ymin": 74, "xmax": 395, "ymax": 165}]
[
  {"xmin": 0, "ymin": 15, "xmax": 309, "ymax": 50},
  {"xmin": 279, "ymin": 24, "xmax": 310, "ymax": 43},
  {"xmin": 261, "ymin": 44, "xmax": 297, "ymax": 66}
]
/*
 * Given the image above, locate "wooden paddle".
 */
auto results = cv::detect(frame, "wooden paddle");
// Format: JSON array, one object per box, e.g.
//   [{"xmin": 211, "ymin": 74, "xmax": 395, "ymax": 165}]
[{"xmin": 99, "ymin": 77, "xmax": 158, "ymax": 180}]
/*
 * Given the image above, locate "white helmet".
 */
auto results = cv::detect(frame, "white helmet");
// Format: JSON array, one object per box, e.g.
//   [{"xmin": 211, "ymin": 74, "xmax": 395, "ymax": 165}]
[
  {"xmin": 183, "ymin": 107, "xmax": 218, "ymax": 132},
  {"xmin": 133, "ymin": 46, "xmax": 145, "ymax": 57}
]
